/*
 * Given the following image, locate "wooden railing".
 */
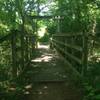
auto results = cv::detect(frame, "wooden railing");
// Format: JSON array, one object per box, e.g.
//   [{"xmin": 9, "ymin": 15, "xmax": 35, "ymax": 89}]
[
  {"xmin": 52, "ymin": 33, "xmax": 88, "ymax": 76},
  {"xmin": 0, "ymin": 30, "xmax": 36, "ymax": 79}
]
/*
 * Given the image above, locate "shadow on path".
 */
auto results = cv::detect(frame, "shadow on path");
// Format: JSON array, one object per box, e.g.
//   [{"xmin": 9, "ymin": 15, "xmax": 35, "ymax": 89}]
[{"xmin": 22, "ymin": 45, "xmax": 84, "ymax": 100}]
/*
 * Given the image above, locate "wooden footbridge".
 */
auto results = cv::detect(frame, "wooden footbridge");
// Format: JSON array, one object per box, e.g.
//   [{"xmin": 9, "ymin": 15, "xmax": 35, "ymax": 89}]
[
  {"xmin": 0, "ymin": 28, "xmax": 90, "ymax": 100},
  {"xmin": 0, "ymin": 31, "xmax": 88, "ymax": 77},
  {"xmin": 0, "ymin": 12, "xmax": 90, "ymax": 99}
]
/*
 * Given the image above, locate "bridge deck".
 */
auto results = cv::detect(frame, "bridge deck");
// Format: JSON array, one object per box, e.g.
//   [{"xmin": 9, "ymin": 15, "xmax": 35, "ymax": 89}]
[{"xmin": 20, "ymin": 45, "xmax": 83, "ymax": 100}]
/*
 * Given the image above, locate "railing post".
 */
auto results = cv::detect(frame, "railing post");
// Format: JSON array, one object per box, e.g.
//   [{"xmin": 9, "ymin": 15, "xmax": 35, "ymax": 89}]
[
  {"xmin": 11, "ymin": 33, "xmax": 17, "ymax": 78},
  {"xmin": 29, "ymin": 37, "xmax": 32, "ymax": 59},
  {"xmin": 82, "ymin": 33, "xmax": 88, "ymax": 76},
  {"xmin": 31, "ymin": 36, "xmax": 35, "ymax": 58},
  {"xmin": 65, "ymin": 37, "xmax": 67, "ymax": 59},
  {"xmin": 20, "ymin": 32, "xmax": 25, "ymax": 70},
  {"xmin": 31, "ymin": 37, "xmax": 33, "ymax": 58},
  {"xmin": 71, "ymin": 37, "xmax": 75, "ymax": 66},
  {"xmin": 25, "ymin": 36, "xmax": 29, "ymax": 63}
]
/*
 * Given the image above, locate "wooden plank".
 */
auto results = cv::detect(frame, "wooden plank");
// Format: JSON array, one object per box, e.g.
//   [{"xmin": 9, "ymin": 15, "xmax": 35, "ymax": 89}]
[
  {"xmin": 28, "ymin": 15, "xmax": 54, "ymax": 19},
  {"xmin": 52, "ymin": 33, "xmax": 83, "ymax": 37},
  {"xmin": 11, "ymin": 34, "xmax": 17, "ymax": 77},
  {"xmin": 27, "ymin": 15, "xmax": 64, "ymax": 19},
  {"xmin": 51, "ymin": 40, "xmax": 82, "ymax": 78},
  {"xmin": 31, "ymin": 80, "xmax": 66, "ymax": 83},
  {"xmin": 53, "ymin": 42, "xmax": 82, "ymax": 64},
  {"xmin": 56, "ymin": 49, "xmax": 82, "ymax": 78},
  {"xmin": 52, "ymin": 39, "xmax": 82, "ymax": 52},
  {"xmin": 25, "ymin": 36, "xmax": 29, "ymax": 62},
  {"xmin": 82, "ymin": 33, "xmax": 88, "ymax": 76}
]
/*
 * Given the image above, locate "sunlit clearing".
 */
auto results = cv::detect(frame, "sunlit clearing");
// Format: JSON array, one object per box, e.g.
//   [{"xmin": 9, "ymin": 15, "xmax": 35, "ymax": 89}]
[{"xmin": 38, "ymin": 27, "xmax": 47, "ymax": 38}]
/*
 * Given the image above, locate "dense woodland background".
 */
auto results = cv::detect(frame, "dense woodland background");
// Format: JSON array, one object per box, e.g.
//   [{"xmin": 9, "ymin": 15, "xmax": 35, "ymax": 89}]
[{"xmin": 0, "ymin": 0, "xmax": 100, "ymax": 100}]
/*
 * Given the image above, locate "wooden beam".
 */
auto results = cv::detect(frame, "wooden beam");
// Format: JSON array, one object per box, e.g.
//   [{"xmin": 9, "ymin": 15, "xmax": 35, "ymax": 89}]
[
  {"xmin": 52, "ymin": 33, "xmax": 83, "ymax": 37},
  {"xmin": 82, "ymin": 33, "xmax": 88, "ymax": 76},
  {"xmin": 27, "ymin": 15, "xmax": 64, "ymax": 20},
  {"xmin": 11, "ymin": 34, "xmax": 17, "ymax": 78},
  {"xmin": 52, "ymin": 39, "xmax": 82, "ymax": 52},
  {"xmin": 53, "ymin": 42, "xmax": 82, "ymax": 64}
]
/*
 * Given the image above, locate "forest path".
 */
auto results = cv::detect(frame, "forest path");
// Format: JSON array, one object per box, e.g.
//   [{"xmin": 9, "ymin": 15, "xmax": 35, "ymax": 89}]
[{"xmin": 22, "ymin": 45, "xmax": 83, "ymax": 100}]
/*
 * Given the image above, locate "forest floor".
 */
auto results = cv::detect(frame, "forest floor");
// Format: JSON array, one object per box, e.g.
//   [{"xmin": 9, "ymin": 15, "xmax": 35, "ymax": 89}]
[{"xmin": 17, "ymin": 44, "xmax": 84, "ymax": 100}]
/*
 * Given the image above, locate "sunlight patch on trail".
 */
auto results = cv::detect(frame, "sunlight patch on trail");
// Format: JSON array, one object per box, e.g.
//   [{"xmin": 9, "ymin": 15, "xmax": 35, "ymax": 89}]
[
  {"xmin": 31, "ymin": 55, "xmax": 53, "ymax": 62},
  {"xmin": 31, "ymin": 45, "xmax": 53, "ymax": 62},
  {"xmin": 38, "ymin": 44, "xmax": 49, "ymax": 49}
]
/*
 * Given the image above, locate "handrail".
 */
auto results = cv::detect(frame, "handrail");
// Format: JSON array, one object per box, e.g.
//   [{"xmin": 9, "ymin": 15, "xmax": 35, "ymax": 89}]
[
  {"xmin": 52, "ymin": 33, "xmax": 83, "ymax": 37},
  {"xmin": 52, "ymin": 33, "xmax": 88, "ymax": 76},
  {"xmin": 52, "ymin": 39, "xmax": 82, "ymax": 52},
  {"xmin": 53, "ymin": 42, "xmax": 82, "ymax": 64},
  {"xmin": 0, "ymin": 31, "xmax": 36, "ymax": 79}
]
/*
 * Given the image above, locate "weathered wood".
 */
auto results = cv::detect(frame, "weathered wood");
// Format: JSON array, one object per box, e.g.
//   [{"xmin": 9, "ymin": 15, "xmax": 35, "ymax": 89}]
[
  {"xmin": 20, "ymin": 33, "xmax": 25, "ymax": 70},
  {"xmin": 53, "ymin": 42, "xmax": 82, "ymax": 64},
  {"xmin": 31, "ymin": 36, "xmax": 35, "ymax": 53},
  {"xmin": 52, "ymin": 33, "xmax": 88, "ymax": 76},
  {"xmin": 56, "ymin": 47, "xmax": 82, "ymax": 79},
  {"xmin": 27, "ymin": 15, "xmax": 64, "ymax": 19},
  {"xmin": 0, "ymin": 30, "xmax": 37, "ymax": 79},
  {"xmin": 52, "ymin": 39, "xmax": 82, "ymax": 51},
  {"xmin": 11, "ymin": 34, "xmax": 17, "ymax": 77},
  {"xmin": 25, "ymin": 36, "xmax": 29, "ymax": 62},
  {"xmin": 53, "ymin": 33, "xmax": 82, "ymax": 37},
  {"xmin": 57, "ymin": 18, "xmax": 61, "ymax": 33},
  {"xmin": 82, "ymin": 33, "xmax": 88, "ymax": 76}
]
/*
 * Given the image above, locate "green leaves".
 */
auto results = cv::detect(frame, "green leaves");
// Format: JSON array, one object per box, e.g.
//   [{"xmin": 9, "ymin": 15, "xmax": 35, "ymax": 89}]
[{"xmin": 93, "ymin": 95, "xmax": 100, "ymax": 100}]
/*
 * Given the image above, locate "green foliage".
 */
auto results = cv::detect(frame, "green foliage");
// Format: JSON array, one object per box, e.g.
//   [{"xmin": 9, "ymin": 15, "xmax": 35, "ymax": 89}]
[
  {"xmin": 83, "ymin": 82, "xmax": 100, "ymax": 100},
  {"xmin": 54, "ymin": 0, "xmax": 100, "ymax": 33},
  {"xmin": 39, "ymin": 33, "xmax": 49, "ymax": 42},
  {"xmin": 83, "ymin": 61, "xmax": 100, "ymax": 100}
]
